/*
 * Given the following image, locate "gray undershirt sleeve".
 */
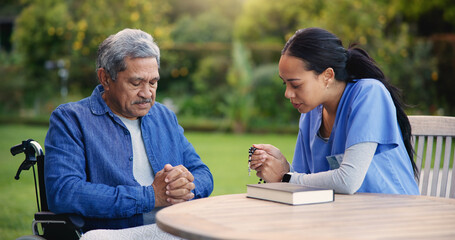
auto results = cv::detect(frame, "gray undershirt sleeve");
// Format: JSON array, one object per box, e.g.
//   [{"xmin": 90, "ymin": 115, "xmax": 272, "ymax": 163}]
[{"xmin": 289, "ymin": 142, "xmax": 378, "ymax": 194}]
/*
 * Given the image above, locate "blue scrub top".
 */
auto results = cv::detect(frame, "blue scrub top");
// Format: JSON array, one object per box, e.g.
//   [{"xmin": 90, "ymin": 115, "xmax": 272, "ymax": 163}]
[{"xmin": 292, "ymin": 79, "xmax": 419, "ymax": 195}]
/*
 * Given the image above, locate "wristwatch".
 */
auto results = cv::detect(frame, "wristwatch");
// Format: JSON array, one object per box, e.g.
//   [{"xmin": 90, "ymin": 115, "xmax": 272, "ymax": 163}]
[{"xmin": 281, "ymin": 172, "xmax": 293, "ymax": 183}]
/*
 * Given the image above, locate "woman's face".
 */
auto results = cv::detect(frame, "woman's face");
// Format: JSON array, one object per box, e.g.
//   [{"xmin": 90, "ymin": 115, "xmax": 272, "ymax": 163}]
[{"xmin": 279, "ymin": 54, "xmax": 327, "ymax": 113}]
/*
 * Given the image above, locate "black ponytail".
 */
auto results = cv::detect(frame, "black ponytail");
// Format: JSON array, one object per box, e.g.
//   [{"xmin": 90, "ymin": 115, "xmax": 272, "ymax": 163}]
[
  {"xmin": 346, "ymin": 45, "xmax": 418, "ymax": 179},
  {"xmin": 283, "ymin": 28, "xmax": 419, "ymax": 179}
]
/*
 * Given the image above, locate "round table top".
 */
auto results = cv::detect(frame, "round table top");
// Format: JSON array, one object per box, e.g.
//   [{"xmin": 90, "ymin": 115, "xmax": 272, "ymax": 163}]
[{"xmin": 156, "ymin": 193, "xmax": 455, "ymax": 240}]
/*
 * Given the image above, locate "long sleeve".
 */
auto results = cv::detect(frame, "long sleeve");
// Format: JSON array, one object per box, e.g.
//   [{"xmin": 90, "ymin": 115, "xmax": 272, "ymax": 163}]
[
  {"xmin": 45, "ymin": 107, "xmax": 155, "ymax": 219},
  {"xmin": 290, "ymin": 142, "xmax": 378, "ymax": 194}
]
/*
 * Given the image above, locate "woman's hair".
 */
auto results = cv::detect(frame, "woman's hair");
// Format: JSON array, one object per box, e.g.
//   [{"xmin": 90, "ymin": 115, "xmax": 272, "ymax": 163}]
[
  {"xmin": 282, "ymin": 27, "xmax": 418, "ymax": 179},
  {"xmin": 96, "ymin": 28, "xmax": 160, "ymax": 81}
]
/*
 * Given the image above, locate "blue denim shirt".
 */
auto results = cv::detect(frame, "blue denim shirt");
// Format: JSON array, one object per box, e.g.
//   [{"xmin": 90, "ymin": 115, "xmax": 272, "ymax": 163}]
[{"xmin": 44, "ymin": 85, "xmax": 213, "ymax": 231}]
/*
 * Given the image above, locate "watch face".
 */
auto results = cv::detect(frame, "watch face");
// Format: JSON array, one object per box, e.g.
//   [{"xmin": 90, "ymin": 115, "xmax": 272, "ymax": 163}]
[{"xmin": 282, "ymin": 173, "xmax": 291, "ymax": 182}]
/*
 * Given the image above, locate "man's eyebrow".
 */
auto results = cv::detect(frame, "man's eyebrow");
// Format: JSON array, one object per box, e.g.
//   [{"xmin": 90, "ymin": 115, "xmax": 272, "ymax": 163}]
[{"xmin": 128, "ymin": 76, "xmax": 160, "ymax": 81}]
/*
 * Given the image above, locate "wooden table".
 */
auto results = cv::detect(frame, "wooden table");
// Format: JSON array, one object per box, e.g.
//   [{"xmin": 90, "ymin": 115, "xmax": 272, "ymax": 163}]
[{"xmin": 156, "ymin": 193, "xmax": 455, "ymax": 240}]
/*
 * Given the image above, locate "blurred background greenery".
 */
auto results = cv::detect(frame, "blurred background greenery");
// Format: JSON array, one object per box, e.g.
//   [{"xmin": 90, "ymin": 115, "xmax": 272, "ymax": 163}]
[{"xmin": 1, "ymin": 0, "xmax": 454, "ymax": 132}]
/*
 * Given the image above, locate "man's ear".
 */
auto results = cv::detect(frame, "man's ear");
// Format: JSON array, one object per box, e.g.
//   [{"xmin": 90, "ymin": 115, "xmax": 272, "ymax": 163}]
[{"xmin": 97, "ymin": 68, "xmax": 110, "ymax": 90}]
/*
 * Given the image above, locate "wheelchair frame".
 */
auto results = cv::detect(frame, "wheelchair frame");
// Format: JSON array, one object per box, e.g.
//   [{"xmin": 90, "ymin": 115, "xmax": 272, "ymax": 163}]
[{"xmin": 11, "ymin": 139, "xmax": 84, "ymax": 240}]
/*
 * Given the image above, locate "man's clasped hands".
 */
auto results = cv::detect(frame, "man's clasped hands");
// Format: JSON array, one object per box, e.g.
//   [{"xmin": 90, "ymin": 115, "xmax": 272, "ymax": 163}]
[{"xmin": 152, "ymin": 164, "xmax": 196, "ymax": 207}]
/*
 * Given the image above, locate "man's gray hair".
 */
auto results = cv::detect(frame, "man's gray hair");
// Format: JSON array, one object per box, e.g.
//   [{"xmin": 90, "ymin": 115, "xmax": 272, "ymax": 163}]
[{"xmin": 96, "ymin": 28, "xmax": 160, "ymax": 81}]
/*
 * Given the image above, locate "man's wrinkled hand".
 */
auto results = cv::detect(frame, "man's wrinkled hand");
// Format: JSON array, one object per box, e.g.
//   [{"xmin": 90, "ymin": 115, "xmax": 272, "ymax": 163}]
[
  {"xmin": 152, "ymin": 165, "xmax": 172, "ymax": 207},
  {"xmin": 164, "ymin": 165, "xmax": 195, "ymax": 204}
]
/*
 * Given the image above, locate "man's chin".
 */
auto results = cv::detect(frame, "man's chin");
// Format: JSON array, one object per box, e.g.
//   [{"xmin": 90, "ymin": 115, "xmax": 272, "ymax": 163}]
[{"xmin": 135, "ymin": 106, "xmax": 153, "ymax": 116}]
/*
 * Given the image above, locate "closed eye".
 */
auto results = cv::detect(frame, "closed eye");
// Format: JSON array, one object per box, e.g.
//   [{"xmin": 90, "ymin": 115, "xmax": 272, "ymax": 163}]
[
  {"xmin": 280, "ymin": 76, "xmax": 301, "ymax": 87},
  {"xmin": 281, "ymin": 81, "xmax": 301, "ymax": 89}
]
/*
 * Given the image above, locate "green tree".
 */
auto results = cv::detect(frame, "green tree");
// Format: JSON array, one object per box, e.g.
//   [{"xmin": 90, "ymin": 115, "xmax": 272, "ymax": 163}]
[
  {"xmin": 394, "ymin": 0, "xmax": 455, "ymax": 24},
  {"xmin": 12, "ymin": 0, "xmax": 71, "ymax": 111},
  {"xmin": 235, "ymin": 0, "xmax": 323, "ymax": 43},
  {"xmin": 225, "ymin": 41, "xmax": 254, "ymax": 133},
  {"xmin": 13, "ymin": 0, "xmax": 171, "ymax": 112},
  {"xmin": 0, "ymin": 51, "xmax": 26, "ymax": 114},
  {"xmin": 6, "ymin": 0, "xmax": 453, "ymax": 127},
  {"xmin": 161, "ymin": 0, "xmax": 243, "ymax": 123},
  {"xmin": 171, "ymin": 11, "xmax": 233, "ymax": 43},
  {"xmin": 234, "ymin": 0, "xmax": 437, "ymax": 114}
]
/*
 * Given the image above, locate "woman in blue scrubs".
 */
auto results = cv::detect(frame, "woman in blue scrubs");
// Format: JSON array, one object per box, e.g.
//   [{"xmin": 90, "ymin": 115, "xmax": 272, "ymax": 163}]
[{"xmin": 250, "ymin": 28, "xmax": 419, "ymax": 195}]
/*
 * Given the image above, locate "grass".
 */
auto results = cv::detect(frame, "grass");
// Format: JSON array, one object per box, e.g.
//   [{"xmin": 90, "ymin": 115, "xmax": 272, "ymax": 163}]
[
  {"xmin": 0, "ymin": 124, "xmax": 48, "ymax": 239},
  {"xmin": 186, "ymin": 132, "xmax": 297, "ymax": 195},
  {"xmin": 0, "ymin": 124, "xmax": 297, "ymax": 239},
  {"xmin": 413, "ymin": 137, "xmax": 455, "ymax": 169}
]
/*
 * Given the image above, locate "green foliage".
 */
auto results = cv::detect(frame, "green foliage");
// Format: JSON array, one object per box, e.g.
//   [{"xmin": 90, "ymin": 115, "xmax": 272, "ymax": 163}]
[
  {"xmin": 0, "ymin": 51, "xmax": 26, "ymax": 113},
  {"xmin": 12, "ymin": 0, "xmax": 70, "ymax": 106},
  {"xmin": 235, "ymin": 0, "xmax": 320, "ymax": 43},
  {"xmin": 234, "ymin": 0, "xmax": 439, "ymax": 114},
  {"xmin": 179, "ymin": 55, "xmax": 230, "ymax": 117},
  {"xmin": 225, "ymin": 41, "xmax": 255, "ymax": 133},
  {"xmin": 171, "ymin": 11, "xmax": 233, "ymax": 43},
  {"xmin": 379, "ymin": 38, "xmax": 437, "ymax": 113},
  {"xmin": 167, "ymin": 0, "xmax": 242, "ymax": 21},
  {"xmin": 3, "ymin": 0, "xmax": 455, "ymax": 126},
  {"xmin": 250, "ymin": 64, "xmax": 299, "ymax": 125},
  {"xmin": 396, "ymin": 0, "xmax": 455, "ymax": 24},
  {"xmin": 12, "ymin": 0, "xmax": 172, "ymax": 109}
]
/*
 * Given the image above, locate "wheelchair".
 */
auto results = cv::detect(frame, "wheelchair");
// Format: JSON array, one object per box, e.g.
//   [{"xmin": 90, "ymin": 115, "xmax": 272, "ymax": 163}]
[{"xmin": 11, "ymin": 139, "xmax": 84, "ymax": 240}]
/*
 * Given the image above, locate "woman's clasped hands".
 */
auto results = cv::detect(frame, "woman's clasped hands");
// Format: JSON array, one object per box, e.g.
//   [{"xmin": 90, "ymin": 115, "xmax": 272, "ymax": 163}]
[{"xmin": 249, "ymin": 144, "xmax": 290, "ymax": 183}]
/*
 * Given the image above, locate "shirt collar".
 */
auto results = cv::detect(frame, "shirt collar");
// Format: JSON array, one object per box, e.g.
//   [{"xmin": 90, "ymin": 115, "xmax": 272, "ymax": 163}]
[{"xmin": 89, "ymin": 85, "xmax": 111, "ymax": 116}]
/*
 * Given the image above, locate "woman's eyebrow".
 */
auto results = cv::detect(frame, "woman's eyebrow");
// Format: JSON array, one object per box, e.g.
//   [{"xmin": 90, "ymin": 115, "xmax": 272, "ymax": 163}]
[{"xmin": 279, "ymin": 76, "xmax": 300, "ymax": 82}]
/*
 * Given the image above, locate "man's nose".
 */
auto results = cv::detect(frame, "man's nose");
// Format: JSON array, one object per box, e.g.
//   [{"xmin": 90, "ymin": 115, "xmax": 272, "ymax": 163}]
[{"xmin": 138, "ymin": 84, "xmax": 152, "ymax": 99}]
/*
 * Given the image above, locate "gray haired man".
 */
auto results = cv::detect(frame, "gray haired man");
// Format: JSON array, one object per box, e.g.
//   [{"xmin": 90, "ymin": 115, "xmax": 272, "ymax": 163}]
[{"xmin": 45, "ymin": 29, "xmax": 213, "ymax": 237}]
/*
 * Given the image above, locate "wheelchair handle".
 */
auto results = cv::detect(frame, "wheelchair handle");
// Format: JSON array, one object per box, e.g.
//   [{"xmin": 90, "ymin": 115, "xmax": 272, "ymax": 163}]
[
  {"xmin": 11, "ymin": 139, "xmax": 43, "ymax": 180},
  {"xmin": 14, "ymin": 161, "xmax": 30, "ymax": 180},
  {"xmin": 10, "ymin": 143, "xmax": 26, "ymax": 156}
]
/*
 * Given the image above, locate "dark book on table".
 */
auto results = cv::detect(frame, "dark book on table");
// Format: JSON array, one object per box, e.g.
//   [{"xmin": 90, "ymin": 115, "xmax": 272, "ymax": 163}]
[{"xmin": 246, "ymin": 182, "xmax": 334, "ymax": 205}]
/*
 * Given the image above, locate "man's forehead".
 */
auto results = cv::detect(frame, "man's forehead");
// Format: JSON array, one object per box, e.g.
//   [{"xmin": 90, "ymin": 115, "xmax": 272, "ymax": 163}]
[{"xmin": 122, "ymin": 57, "xmax": 159, "ymax": 75}]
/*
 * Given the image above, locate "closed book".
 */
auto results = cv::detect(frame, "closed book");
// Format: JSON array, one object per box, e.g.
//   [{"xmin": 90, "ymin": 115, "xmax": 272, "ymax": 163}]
[{"xmin": 247, "ymin": 182, "xmax": 334, "ymax": 205}]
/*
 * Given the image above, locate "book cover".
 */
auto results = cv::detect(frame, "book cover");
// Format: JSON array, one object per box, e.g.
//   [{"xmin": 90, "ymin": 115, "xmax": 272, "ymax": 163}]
[{"xmin": 246, "ymin": 182, "xmax": 334, "ymax": 205}]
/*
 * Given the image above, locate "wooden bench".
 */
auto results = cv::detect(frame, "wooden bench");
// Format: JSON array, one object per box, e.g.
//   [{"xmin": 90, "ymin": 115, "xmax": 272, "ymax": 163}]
[{"xmin": 409, "ymin": 115, "xmax": 455, "ymax": 198}]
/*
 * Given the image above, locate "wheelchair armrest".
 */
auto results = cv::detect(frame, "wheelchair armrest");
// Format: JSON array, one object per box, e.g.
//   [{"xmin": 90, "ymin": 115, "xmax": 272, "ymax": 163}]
[{"xmin": 35, "ymin": 211, "xmax": 85, "ymax": 229}]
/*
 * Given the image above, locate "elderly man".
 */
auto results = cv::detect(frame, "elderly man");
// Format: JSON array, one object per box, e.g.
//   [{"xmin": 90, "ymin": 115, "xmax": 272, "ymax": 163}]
[{"xmin": 44, "ymin": 29, "xmax": 213, "ymax": 234}]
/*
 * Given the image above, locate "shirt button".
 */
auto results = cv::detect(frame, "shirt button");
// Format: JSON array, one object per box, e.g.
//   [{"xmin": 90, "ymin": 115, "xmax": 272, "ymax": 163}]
[
  {"xmin": 124, "ymin": 130, "xmax": 129, "ymax": 135},
  {"xmin": 129, "ymin": 156, "xmax": 133, "ymax": 161}
]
